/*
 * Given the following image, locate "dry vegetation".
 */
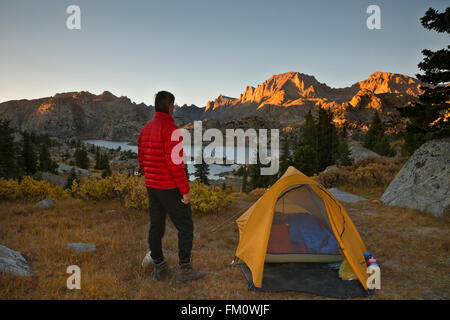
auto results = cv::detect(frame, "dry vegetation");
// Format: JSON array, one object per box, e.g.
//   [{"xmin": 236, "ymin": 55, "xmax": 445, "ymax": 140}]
[
  {"xmin": 316, "ymin": 156, "xmax": 408, "ymax": 199},
  {"xmin": 1, "ymin": 190, "xmax": 449, "ymax": 299}
]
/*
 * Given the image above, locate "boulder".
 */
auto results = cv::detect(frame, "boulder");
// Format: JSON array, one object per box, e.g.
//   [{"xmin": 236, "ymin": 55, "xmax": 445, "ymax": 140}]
[
  {"xmin": 36, "ymin": 198, "xmax": 55, "ymax": 207},
  {"xmin": 348, "ymin": 140, "xmax": 381, "ymax": 162},
  {"xmin": 66, "ymin": 243, "xmax": 96, "ymax": 252},
  {"xmin": 328, "ymin": 188, "xmax": 367, "ymax": 203},
  {"xmin": 57, "ymin": 163, "xmax": 92, "ymax": 177},
  {"xmin": 41, "ymin": 171, "xmax": 66, "ymax": 187},
  {"xmin": 381, "ymin": 139, "xmax": 450, "ymax": 217},
  {"xmin": 0, "ymin": 245, "xmax": 34, "ymax": 276}
]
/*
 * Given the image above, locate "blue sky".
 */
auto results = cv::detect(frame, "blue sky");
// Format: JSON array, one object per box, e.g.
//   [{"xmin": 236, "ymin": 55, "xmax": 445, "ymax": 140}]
[{"xmin": 0, "ymin": 0, "xmax": 448, "ymax": 107}]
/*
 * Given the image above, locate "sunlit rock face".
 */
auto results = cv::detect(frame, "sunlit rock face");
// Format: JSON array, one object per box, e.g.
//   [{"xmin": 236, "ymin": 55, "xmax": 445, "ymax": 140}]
[{"xmin": 201, "ymin": 71, "xmax": 424, "ymax": 132}]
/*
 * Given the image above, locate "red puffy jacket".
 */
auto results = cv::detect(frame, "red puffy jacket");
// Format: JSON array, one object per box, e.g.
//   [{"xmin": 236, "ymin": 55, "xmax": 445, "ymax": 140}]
[{"xmin": 137, "ymin": 111, "xmax": 190, "ymax": 195}]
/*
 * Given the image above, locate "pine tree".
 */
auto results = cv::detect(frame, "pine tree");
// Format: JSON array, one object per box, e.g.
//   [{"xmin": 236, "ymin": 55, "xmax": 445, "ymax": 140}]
[
  {"xmin": 248, "ymin": 158, "xmax": 277, "ymax": 189},
  {"xmin": 94, "ymin": 146, "xmax": 101, "ymax": 169},
  {"xmin": 64, "ymin": 168, "xmax": 78, "ymax": 190},
  {"xmin": 363, "ymin": 112, "xmax": 384, "ymax": 150},
  {"xmin": 291, "ymin": 110, "xmax": 320, "ymax": 175},
  {"xmin": 74, "ymin": 142, "xmax": 89, "ymax": 169},
  {"xmin": 317, "ymin": 108, "xmax": 339, "ymax": 171},
  {"xmin": 279, "ymin": 135, "xmax": 292, "ymax": 176},
  {"xmin": 20, "ymin": 131, "xmax": 38, "ymax": 175},
  {"xmin": 293, "ymin": 145, "xmax": 319, "ymax": 176},
  {"xmin": 301, "ymin": 110, "xmax": 319, "ymax": 151},
  {"xmin": 100, "ymin": 152, "xmax": 111, "ymax": 177},
  {"xmin": 0, "ymin": 119, "xmax": 20, "ymax": 179},
  {"xmin": 364, "ymin": 112, "xmax": 395, "ymax": 156},
  {"xmin": 194, "ymin": 157, "xmax": 210, "ymax": 185},
  {"xmin": 333, "ymin": 125, "xmax": 353, "ymax": 166},
  {"xmin": 399, "ymin": 7, "xmax": 450, "ymax": 155},
  {"xmin": 39, "ymin": 143, "xmax": 58, "ymax": 173},
  {"xmin": 335, "ymin": 138, "xmax": 354, "ymax": 167},
  {"xmin": 373, "ymin": 135, "xmax": 396, "ymax": 157}
]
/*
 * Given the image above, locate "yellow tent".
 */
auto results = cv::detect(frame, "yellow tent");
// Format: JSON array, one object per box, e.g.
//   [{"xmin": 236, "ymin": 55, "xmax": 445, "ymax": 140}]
[{"xmin": 235, "ymin": 166, "xmax": 369, "ymax": 292}]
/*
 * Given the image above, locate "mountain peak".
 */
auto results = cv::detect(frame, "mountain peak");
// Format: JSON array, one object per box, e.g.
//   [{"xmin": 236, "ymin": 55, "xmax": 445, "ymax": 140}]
[{"xmin": 359, "ymin": 71, "xmax": 423, "ymax": 96}]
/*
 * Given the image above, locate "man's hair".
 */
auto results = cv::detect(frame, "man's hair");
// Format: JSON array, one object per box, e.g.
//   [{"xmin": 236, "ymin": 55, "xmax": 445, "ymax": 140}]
[{"xmin": 154, "ymin": 91, "xmax": 175, "ymax": 113}]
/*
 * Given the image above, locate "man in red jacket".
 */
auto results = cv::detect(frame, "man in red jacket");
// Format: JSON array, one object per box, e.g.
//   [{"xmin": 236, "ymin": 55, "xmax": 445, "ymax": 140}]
[{"xmin": 138, "ymin": 91, "xmax": 205, "ymax": 282}]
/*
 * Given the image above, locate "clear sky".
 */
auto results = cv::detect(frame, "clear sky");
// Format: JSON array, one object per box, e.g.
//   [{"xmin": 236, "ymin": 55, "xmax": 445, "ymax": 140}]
[{"xmin": 0, "ymin": 0, "xmax": 448, "ymax": 107}]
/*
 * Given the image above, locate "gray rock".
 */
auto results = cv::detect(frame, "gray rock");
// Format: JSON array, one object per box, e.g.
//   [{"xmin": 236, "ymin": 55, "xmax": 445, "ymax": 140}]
[
  {"xmin": 36, "ymin": 198, "xmax": 55, "ymax": 207},
  {"xmin": 41, "ymin": 171, "xmax": 65, "ymax": 187},
  {"xmin": 66, "ymin": 243, "xmax": 96, "ymax": 252},
  {"xmin": 57, "ymin": 163, "xmax": 92, "ymax": 177},
  {"xmin": 381, "ymin": 139, "xmax": 450, "ymax": 217},
  {"xmin": 348, "ymin": 140, "xmax": 381, "ymax": 162},
  {"xmin": 0, "ymin": 245, "xmax": 34, "ymax": 276},
  {"xmin": 328, "ymin": 188, "xmax": 367, "ymax": 203},
  {"xmin": 324, "ymin": 165, "xmax": 338, "ymax": 172}
]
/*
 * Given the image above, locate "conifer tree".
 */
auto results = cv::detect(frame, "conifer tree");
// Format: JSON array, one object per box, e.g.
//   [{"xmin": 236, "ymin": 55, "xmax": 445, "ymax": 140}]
[
  {"xmin": 399, "ymin": 7, "xmax": 450, "ymax": 154},
  {"xmin": 292, "ymin": 110, "xmax": 320, "ymax": 175},
  {"xmin": 39, "ymin": 143, "xmax": 58, "ymax": 173},
  {"xmin": 94, "ymin": 146, "xmax": 101, "ymax": 169},
  {"xmin": 74, "ymin": 142, "xmax": 89, "ymax": 169},
  {"xmin": 334, "ymin": 124, "xmax": 353, "ymax": 166},
  {"xmin": 363, "ymin": 112, "xmax": 384, "ymax": 150},
  {"xmin": 293, "ymin": 144, "xmax": 318, "ymax": 176},
  {"xmin": 194, "ymin": 153, "xmax": 210, "ymax": 185},
  {"xmin": 364, "ymin": 112, "xmax": 395, "ymax": 156},
  {"xmin": 279, "ymin": 135, "xmax": 292, "ymax": 176},
  {"xmin": 0, "ymin": 119, "xmax": 20, "ymax": 179},
  {"xmin": 317, "ymin": 108, "xmax": 339, "ymax": 171},
  {"xmin": 248, "ymin": 157, "xmax": 277, "ymax": 189},
  {"xmin": 64, "ymin": 167, "xmax": 78, "ymax": 190},
  {"xmin": 20, "ymin": 131, "xmax": 38, "ymax": 175},
  {"xmin": 335, "ymin": 138, "xmax": 354, "ymax": 167}
]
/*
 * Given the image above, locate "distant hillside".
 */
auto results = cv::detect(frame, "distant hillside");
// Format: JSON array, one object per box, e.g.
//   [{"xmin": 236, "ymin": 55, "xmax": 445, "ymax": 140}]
[{"xmin": 0, "ymin": 91, "xmax": 203, "ymax": 142}]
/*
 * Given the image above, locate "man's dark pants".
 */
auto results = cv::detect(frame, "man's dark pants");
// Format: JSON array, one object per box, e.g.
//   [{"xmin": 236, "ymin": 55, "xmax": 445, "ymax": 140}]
[{"xmin": 147, "ymin": 187, "xmax": 193, "ymax": 265}]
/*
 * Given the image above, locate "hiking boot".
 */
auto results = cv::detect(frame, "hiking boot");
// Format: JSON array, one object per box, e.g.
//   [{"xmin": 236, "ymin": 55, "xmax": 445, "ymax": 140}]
[
  {"xmin": 152, "ymin": 259, "xmax": 172, "ymax": 281},
  {"xmin": 175, "ymin": 262, "xmax": 205, "ymax": 283}
]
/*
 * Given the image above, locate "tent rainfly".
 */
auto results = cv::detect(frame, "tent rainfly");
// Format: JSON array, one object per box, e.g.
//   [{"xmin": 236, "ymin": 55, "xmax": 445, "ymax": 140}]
[{"xmin": 235, "ymin": 166, "xmax": 371, "ymax": 298}]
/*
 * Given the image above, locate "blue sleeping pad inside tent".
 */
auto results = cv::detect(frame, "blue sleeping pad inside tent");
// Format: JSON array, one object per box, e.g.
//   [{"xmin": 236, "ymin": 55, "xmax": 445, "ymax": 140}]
[{"xmin": 288, "ymin": 213, "xmax": 339, "ymax": 254}]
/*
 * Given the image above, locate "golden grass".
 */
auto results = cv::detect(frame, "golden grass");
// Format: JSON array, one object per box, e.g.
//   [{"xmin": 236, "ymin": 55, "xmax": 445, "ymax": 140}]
[{"xmin": 0, "ymin": 195, "xmax": 449, "ymax": 300}]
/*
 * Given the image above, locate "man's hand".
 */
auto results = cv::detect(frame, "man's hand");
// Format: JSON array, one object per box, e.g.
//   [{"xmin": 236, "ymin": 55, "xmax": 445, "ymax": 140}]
[{"xmin": 181, "ymin": 193, "xmax": 192, "ymax": 205}]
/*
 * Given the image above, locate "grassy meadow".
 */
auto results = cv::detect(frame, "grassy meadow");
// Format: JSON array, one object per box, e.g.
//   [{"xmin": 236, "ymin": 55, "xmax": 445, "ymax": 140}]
[{"xmin": 0, "ymin": 184, "xmax": 449, "ymax": 299}]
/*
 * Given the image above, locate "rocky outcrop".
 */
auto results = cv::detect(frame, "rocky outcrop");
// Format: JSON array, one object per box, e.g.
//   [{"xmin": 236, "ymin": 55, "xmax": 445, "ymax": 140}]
[
  {"xmin": 201, "ymin": 71, "xmax": 424, "ymax": 133},
  {"xmin": 328, "ymin": 188, "xmax": 367, "ymax": 203},
  {"xmin": 348, "ymin": 140, "xmax": 381, "ymax": 162},
  {"xmin": 36, "ymin": 198, "xmax": 55, "ymax": 208},
  {"xmin": 57, "ymin": 163, "xmax": 92, "ymax": 177},
  {"xmin": 0, "ymin": 245, "xmax": 34, "ymax": 276},
  {"xmin": 381, "ymin": 139, "xmax": 450, "ymax": 217},
  {"xmin": 66, "ymin": 243, "xmax": 96, "ymax": 252}
]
